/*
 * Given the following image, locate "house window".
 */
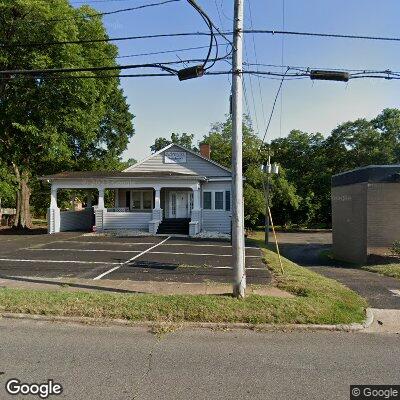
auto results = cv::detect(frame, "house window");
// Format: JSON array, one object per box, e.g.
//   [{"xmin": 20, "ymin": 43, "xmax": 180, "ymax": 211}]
[
  {"xmin": 225, "ymin": 191, "xmax": 231, "ymax": 211},
  {"xmin": 125, "ymin": 191, "xmax": 131, "ymax": 208},
  {"xmin": 203, "ymin": 192, "xmax": 212, "ymax": 209},
  {"xmin": 132, "ymin": 191, "xmax": 141, "ymax": 210},
  {"xmin": 215, "ymin": 192, "xmax": 224, "ymax": 210},
  {"xmin": 143, "ymin": 191, "xmax": 153, "ymax": 210},
  {"xmin": 131, "ymin": 190, "xmax": 153, "ymax": 210}
]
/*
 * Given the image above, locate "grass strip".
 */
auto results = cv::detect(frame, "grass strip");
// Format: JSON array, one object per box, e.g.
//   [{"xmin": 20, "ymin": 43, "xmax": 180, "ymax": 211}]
[
  {"xmin": 0, "ymin": 233, "xmax": 367, "ymax": 325},
  {"xmin": 362, "ymin": 264, "xmax": 400, "ymax": 280}
]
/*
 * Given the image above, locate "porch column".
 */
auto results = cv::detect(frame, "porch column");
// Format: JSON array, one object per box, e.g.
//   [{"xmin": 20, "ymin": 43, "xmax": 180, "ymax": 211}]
[
  {"xmin": 50, "ymin": 186, "xmax": 58, "ymax": 208},
  {"xmin": 189, "ymin": 185, "xmax": 201, "ymax": 236},
  {"xmin": 154, "ymin": 187, "xmax": 161, "ymax": 209},
  {"xmin": 193, "ymin": 188, "xmax": 201, "ymax": 210},
  {"xmin": 98, "ymin": 187, "xmax": 105, "ymax": 209},
  {"xmin": 94, "ymin": 187, "xmax": 105, "ymax": 231},
  {"xmin": 86, "ymin": 192, "xmax": 92, "ymax": 208},
  {"xmin": 48, "ymin": 185, "xmax": 60, "ymax": 234},
  {"xmin": 114, "ymin": 189, "xmax": 119, "ymax": 208}
]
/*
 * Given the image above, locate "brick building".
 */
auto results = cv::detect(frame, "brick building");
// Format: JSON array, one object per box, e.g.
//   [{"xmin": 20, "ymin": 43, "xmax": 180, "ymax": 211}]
[{"xmin": 332, "ymin": 165, "xmax": 400, "ymax": 263}]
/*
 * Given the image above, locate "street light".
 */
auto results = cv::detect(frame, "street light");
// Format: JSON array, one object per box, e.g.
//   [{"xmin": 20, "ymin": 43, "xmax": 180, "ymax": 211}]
[{"xmin": 262, "ymin": 160, "xmax": 279, "ymax": 244}]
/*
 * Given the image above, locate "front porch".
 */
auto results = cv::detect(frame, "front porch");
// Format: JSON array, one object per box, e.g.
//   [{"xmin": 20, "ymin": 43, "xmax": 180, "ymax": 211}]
[{"xmin": 42, "ymin": 172, "xmax": 204, "ymax": 236}]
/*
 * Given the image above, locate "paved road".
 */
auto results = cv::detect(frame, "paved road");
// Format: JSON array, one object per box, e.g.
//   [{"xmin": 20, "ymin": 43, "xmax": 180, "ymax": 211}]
[
  {"xmin": 276, "ymin": 231, "xmax": 400, "ymax": 309},
  {"xmin": 0, "ymin": 319, "xmax": 399, "ymax": 400}
]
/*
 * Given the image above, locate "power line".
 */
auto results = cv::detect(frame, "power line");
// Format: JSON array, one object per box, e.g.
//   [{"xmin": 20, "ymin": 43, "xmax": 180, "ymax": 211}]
[
  {"xmin": 0, "ymin": 32, "xmax": 212, "ymax": 49},
  {"xmin": 185, "ymin": 0, "xmax": 217, "ymax": 70},
  {"xmin": 23, "ymin": 0, "xmax": 181, "ymax": 23},
  {"xmin": 0, "ymin": 56, "xmax": 233, "ymax": 77},
  {"xmin": 3, "ymin": 69, "xmax": 400, "ymax": 81},
  {"xmin": 247, "ymin": 0, "xmax": 266, "ymax": 134},
  {"xmin": 5, "ymin": 28, "xmax": 400, "ymax": 49},
  {"xmin": 116, "ymin": 45, "xmax": 213, "ymax": 59},
  {"xmin": 261, "ymin": 68, "xmax": 291, "ymax": 144},
  {"xmin": 241, "ymin": 29, "xmax": 400, "ymax": 43}
]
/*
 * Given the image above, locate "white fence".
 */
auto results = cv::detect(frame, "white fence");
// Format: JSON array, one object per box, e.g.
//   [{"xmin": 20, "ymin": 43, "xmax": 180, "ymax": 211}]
[{"xmin": 59, "ymin": 208, "xmax": 94, "ymax": 231}]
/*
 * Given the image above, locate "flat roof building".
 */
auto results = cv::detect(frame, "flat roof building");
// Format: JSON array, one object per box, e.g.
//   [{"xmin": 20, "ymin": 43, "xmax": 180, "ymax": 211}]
[{"xmin": 332, "ymin": 165, "xmax": 400, "ymax": 263}]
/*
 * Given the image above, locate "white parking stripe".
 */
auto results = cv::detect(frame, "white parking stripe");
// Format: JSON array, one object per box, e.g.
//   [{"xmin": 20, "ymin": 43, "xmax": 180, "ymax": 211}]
[
  {"xmin": 62, "ymin": 240, "xmax": 156, "ymax": 246},
  {"xmin": 24, "ymin": 248, "xmax": 260, "ymax": 258},
  {"xmin": 25, "ymin": 248, "xmax": 142, "ymax": 254},
  {"xmin": 93, "ymin": 236, "xmax": 171, "ymax": 280},
  {"xmin": 149, "ymin": 251, "xmax": 260, "ymax": 258},
  {"xmin": 0, "ymin": 258, "xmax": 120, "ymax": 265},
  {"xmin": 59, "ymin": 240, "xmax": 258, "ymax": 250}
]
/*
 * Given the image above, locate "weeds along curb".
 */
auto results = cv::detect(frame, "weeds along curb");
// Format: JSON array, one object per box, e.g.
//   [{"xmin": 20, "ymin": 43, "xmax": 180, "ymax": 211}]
[{"xmin": 0, "ymin": 308, "xmax": 374, "ymax": 333}]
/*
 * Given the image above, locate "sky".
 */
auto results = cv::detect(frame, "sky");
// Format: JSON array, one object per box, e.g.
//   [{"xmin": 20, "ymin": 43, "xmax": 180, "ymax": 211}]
[{"xmin": 71, "ymin": 0, "xmax": 400, "ymax": 162}]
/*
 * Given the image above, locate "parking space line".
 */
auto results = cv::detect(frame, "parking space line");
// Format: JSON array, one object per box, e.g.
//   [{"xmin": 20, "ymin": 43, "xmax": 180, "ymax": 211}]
[
  {"xmin": 24, "ymin": 248, "xmax": 260, "ymax": 258},
  {"xmin": 60, "ymin": 240, "xmax": 157, "ymax": 247},
  {"xmin": 56, "ymin": 240, "xmax": 258, "ymax": 249},
  {"xmin": 0, "ymin": 258, "xmax": 120, "ymax": 265},
  {"xmin": 149, "ymin": 251, "xmax": 260, "ymax": 258},
  {"xmin": 25, "ymin": 248, "xmax": 142, "ymax": 254},
  {"xmin": 93, "ymin": 236, "xmax": 171, "ymax": 280}
]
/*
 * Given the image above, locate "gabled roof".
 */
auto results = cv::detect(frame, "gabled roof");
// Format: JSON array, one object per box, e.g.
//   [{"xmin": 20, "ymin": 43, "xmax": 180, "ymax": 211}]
[{"xmin": 123, "ymin": 143, "xmax": 232, "ymax": 174}]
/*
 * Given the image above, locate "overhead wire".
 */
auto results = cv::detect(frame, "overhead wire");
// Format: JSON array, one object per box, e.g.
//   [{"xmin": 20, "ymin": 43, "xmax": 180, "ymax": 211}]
[
  {"xmin": 247, "ymin": 0, "xmax": 267, "ymax": 133},
  {"xmin": 22, "ymin": 0, "xmax": 181, "ymax": 23},
  {"xmin": 4, "ymin": 29, "xmax": 400, "ymax": 49}
]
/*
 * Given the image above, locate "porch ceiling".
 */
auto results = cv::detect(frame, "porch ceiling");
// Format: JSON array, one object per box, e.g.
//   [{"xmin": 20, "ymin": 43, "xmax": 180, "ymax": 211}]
[{"xmin": 40, "ymin": 171, "xmax": 206, "ymax": 180}]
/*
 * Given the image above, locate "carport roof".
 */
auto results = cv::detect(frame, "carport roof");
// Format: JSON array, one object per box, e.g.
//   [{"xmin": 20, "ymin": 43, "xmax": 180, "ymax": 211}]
[{"xmin": 40, "ymin": 171, "xmax": 206, "ymax": 180}]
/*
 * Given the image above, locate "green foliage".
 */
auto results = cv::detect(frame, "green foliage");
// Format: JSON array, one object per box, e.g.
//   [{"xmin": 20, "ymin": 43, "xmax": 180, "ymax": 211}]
[
  {"xmin": 268, "ymin": 108, "xmax": 400, "ymax": 227},
  {"xmin": 150, "ymin": 132, "xmax": 196, "ymax": 153},
  {"xmin": 0, "ymin": 162, "xmax": 15, "ymax": 207},
  {"xmin": 0, "ymin": 0, "xmax": 134, "ymax": 217},
  {"xmin": 391, "ymin": 240, "xmax": 400, "ymax": 256},
  {"xmin": 202, "ymin": 116, "xmax": 298, "ymax": 227}
]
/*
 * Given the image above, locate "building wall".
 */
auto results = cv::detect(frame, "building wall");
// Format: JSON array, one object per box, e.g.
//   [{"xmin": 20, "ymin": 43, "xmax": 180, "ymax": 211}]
[
  {"xmin": 367, "ymin": 182, "xmax": 400, "ymax": 250},
  {"xmin": 332, "ymin": 183, "xmax": 367, "ymax": 263},
  {"xmin": 201, "ymin": 181, "xmax": 232, "ymax": 234},
  {"xmin": 103, "ymin": 212, "xmax": 151, "ymax": 230}
]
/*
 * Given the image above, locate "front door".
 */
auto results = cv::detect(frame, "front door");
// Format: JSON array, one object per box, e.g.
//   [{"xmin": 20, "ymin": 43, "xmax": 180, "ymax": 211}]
[{"xmin": 169, "ymin": 192, "xmax": 189, "ymax": 218}]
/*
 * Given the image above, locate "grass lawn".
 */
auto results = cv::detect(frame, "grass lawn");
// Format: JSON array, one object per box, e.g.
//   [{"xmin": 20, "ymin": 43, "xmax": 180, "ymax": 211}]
[
  {"xmin": 0, "ymin": 233, "xmax": 367, "ymax": 326},
  {"xmin": 362, "ymin": 264, "xmax": 400, "ymax": 280}
]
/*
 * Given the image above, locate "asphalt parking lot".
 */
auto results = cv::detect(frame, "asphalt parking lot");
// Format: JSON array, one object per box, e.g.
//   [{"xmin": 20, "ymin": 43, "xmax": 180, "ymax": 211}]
[{"xmin": 0, "ymin": 233, "xmax": 270, "ymax": 284}]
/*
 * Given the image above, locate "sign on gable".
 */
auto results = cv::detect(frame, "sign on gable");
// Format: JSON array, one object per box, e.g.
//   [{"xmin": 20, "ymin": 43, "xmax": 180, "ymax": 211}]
[{"xmin": 164, "ymin": 151, "xmax": 187, "ymax": 164}]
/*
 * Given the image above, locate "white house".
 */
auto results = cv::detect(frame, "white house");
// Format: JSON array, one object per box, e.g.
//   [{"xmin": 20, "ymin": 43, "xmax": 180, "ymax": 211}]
[{"xmin": 42, "ymin": 143, "xmax": 232, "ymax": 236}]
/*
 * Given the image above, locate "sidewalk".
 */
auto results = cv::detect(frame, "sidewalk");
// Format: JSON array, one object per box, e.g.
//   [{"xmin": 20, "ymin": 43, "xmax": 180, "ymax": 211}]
[{"xmin": 0, "ymin": 275, "xmax": 293, "ymax": 298}]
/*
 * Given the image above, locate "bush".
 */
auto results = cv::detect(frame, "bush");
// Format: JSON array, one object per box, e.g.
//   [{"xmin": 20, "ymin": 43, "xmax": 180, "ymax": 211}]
[{"xmin": 391, "ymin": 240, "xmax": 400, "ymax": 256}]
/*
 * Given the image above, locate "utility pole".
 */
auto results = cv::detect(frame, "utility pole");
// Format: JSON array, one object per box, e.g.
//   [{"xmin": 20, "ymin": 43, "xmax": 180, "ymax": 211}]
[
  {"xmin": 231, "ymin": 0, "xmax": 246, "ymax": 298},
  {"xmin": 264, "ymin": 156, "xmax": 271, "ymax": 245}
]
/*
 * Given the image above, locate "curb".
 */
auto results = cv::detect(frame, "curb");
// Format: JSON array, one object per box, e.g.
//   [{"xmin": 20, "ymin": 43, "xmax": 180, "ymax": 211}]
[{"xmin": 0, "ymin": 308, "xmax": 374, "ymax": 333}]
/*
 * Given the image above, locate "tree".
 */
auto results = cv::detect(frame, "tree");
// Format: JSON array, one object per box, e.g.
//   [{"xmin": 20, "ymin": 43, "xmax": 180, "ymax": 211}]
[
  {"xmin": 202, "ymin": 116, "xmax": 298, "ymax": 228},
  {"xmin": 0, "ymin": 0, "xmax": 134, "ymax": 228},
  {"xmin": 271, "ymin": 130, "xmax": 327, "ymax": 226},
  {"xmin": 150, "ymin": 132, "xmax": 196, "ymax": 153}
]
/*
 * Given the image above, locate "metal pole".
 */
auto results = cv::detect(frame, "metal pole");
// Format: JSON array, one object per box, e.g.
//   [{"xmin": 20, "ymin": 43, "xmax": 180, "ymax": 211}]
[
  {"xmin": 231, "ymin": 0, "xmax": 246, "ymax": 298},
  {"xmin": 264, "ymin": 174, "xmax": 270, "ymax": 244}
]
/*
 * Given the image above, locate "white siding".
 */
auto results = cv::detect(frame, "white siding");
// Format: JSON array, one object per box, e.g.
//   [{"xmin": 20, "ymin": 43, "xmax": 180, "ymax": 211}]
[
  {"xmin": 103, "ymin": 212, "xmax": 151, "ymax": 230},
  {"xmin": 60, "ymin": 209, "xmax": 94, "ymax": 231},
  {"xmin": 127, "ymin": 145, "xmax": 231, "ymax": 177},
  {"xmin": 201, "ymin": 181, "xmax": 232, "ymax": 234},
  {"xmin": 202, "ymin": 210, "xmax": 231, "ymax": 233}
]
